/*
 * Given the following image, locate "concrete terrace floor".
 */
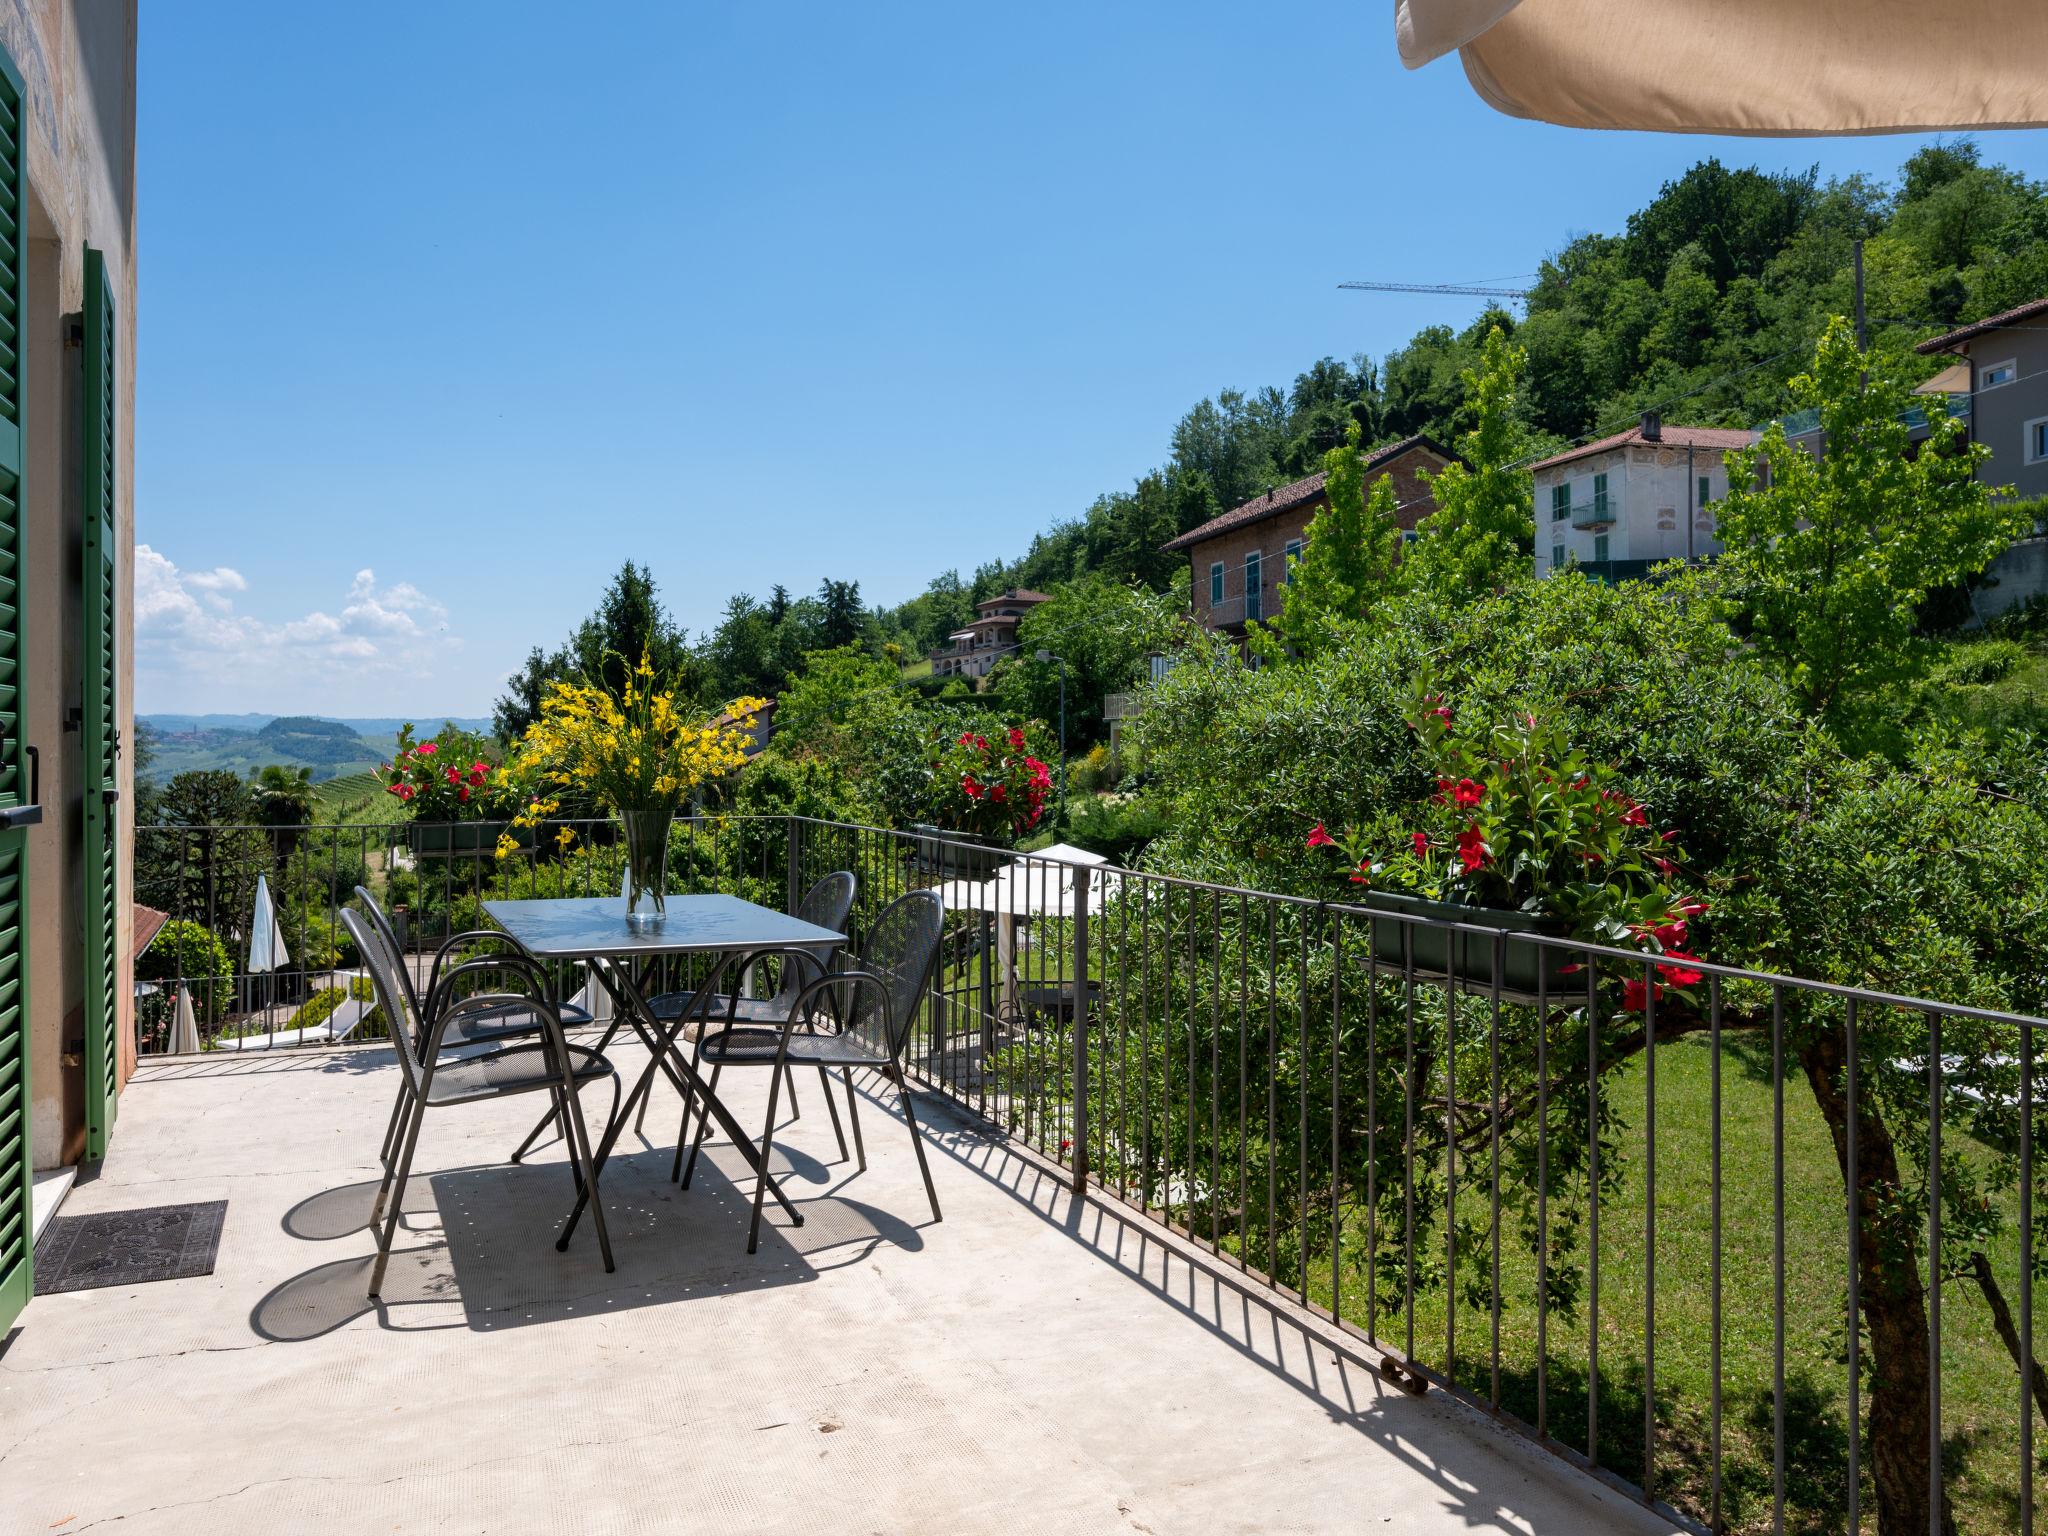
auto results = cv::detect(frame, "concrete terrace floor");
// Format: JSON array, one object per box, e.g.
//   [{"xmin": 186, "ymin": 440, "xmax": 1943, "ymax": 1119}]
[{"xmin": 1, "ymin": 1038, "xmax": 1682, "ymax": 1535}]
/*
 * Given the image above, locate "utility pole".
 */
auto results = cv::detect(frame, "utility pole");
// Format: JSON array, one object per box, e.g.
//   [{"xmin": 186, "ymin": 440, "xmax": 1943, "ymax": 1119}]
[
  {"xmin": 1036, "ymin": 648, "xmax": 1068, "ymax": 827},
  {"xmin": 1854, "ymin": 238, "xmax": 1868, "ymax": 351}
]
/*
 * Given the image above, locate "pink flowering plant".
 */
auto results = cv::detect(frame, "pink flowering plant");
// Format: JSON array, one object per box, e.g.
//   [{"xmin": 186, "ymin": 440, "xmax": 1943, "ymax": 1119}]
[
  {"xmin": 1306, "ymin": 679, "xmax": 1708, "ymax": 1011},
  {"xmin": 379, "ymin": 723, "xmax": 518, "ymax": 821},
  {"xmin": 925, "ymin": 726, "xmax": 1053, "ymax": 842}
]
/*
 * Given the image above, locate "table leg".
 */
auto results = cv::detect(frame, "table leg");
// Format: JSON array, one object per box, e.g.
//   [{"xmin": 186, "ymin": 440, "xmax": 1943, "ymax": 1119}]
[{"xmin": 556, "ymin": 952, "xmax": 804, "ymax": 1250}]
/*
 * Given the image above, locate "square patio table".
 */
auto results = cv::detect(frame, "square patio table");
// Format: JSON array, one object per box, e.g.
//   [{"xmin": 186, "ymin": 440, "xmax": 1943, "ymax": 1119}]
[{"xmin": 484, "ymin": 894, "xmax": 846, "ymax": 1245}]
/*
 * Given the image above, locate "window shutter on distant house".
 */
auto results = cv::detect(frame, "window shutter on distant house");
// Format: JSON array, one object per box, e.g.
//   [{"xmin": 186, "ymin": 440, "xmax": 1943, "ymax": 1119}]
[
  {"xmin": 0, "ymin": 41, "xmax": 33, "ymax": 1336},
  {"xmin": 81, "ymin": 246, "xmax": 118, "ymax": 1158}
]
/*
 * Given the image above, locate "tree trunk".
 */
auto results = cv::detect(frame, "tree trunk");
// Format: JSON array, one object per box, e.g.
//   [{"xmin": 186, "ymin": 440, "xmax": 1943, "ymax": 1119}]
[
  {"xmin": 1800, "ymin": 1026, "xmax": 1957, "ymax": 1536},
  {"xmin": 1968, "ymin": 1249, "xmax": 2048, "ymax": 1426}
]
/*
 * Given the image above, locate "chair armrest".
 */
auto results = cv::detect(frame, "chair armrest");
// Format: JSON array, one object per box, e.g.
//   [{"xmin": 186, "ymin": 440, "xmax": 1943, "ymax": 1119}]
[
  {"xmin": 427, "ymin": 929, "xmax": 527, "ymax": 1007},
  {"xmin": 425, "ymin": 952, "xmax": 550, "ymax": 1024}
]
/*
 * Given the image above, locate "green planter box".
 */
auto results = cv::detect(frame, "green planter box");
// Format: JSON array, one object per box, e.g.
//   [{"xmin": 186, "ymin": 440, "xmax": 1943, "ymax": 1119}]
[
  {"xmin": 1359, "ymin": 890, "xmax": 1578, "ymax": 998},
  {"xmin": 408, "ymin": 821, "xmax": 530, "ymax": 859}
]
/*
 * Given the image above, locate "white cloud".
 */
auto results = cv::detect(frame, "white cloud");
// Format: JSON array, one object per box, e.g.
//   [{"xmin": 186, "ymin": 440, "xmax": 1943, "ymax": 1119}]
[{"xmin": 135, "ymin": 546, "xmax": 463, "ymax": 710}]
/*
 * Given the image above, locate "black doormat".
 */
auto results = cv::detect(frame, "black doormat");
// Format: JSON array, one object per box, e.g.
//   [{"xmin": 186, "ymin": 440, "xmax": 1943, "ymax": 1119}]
[{"xmin": 32, "ymin": 1200, "xmax": 227, "ymax": 1294}]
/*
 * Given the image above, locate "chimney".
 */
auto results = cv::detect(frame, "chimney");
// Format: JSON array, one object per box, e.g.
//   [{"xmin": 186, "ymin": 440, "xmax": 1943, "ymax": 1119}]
[{"xmin": 1640, "ymin": 410, "xmax": 1662, "ymax": 441}]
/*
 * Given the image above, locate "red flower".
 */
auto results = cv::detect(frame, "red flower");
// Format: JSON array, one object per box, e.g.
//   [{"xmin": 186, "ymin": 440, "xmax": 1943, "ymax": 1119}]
[
  {"xmin": 445, "ymin": 766, "xmax": 462, "ymax": 785},
  {"xmin": 396, "ymin": 784, "xmax": 414, "ymax": 802},
  {"xmin": 1432, "ymin": 706, "xmax": 1453, "ymax": 725},
  {"xmin": 1455, "ymin": 825, "xmax": 1487, "ymax": 873},
  {"xmin": 1307, "ymin": 823, "xmax": 1336, "ymax": 850},
  {"xmin": 385, "ymin": 782, "xmax": 404, "ymax": 797},
  {"xmin": 961, "ymin": 775, "xmax": 984, "ymax": 799},
  {"xmin": 469, "ymin": 767, "xmax": 486, "ymax": 786},
  {"xmin": 416, "ymin": 741, "xmax": 437, "ymax": 756},
  {"xmin": 457, "ymin": 785, "xmax": 470, "ymax": 803},
  {"xmin": 1656, "ymin": 957, "xmax": 1705, "ymax": 988},
  {"xmin": 1652, "ymin": 856, "xmax": 1677, "ymax": 877},
  {"xmin": 1008, "ymin": 727, "xmax": 1026, "ymax": 751},
  {"xmin": 1677, "ymin": 897, "xmax": 1708, "ymax": 919},
  {"xmin": 1452, "ymin": 778, "xmax": 1485, "ymax": 808},
  {"xmin": 1410, "ymin": 831, "xmax": 1429, "ymax": 856},
  {"xmin": 1622, "ymin": 977, "xmax": 1663, "ymax": 1012},
  {"xmin": 991, "ymin": 783, "xmax": 1008, "ymax": 801},
  {"xmin": 1640, "ymin": 918, "xmax": 1688, "ymax": 951},
  {"xmin": 1621, "ymin": 801, "xmax": 1648, "ymax": 827},
  {"xmin": 1433, "ymin": 776, "xmax": 1454, "ymax": 804},
  {"xmin": 1348, "ymin": 861, "xmax": 1370, "ymax": 885}
]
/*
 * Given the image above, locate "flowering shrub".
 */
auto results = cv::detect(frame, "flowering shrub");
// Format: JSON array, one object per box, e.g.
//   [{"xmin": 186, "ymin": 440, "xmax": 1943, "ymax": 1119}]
[
  {"xmin": 1308, "ymin": 680, "xmax": 1707, "ymax": 1010},
  {"xmin": 925, "ymin": 726, "xmax": 1052, "ymax": 842},
  {"xmin": 499, "ymin": 650, "xmax": 766, "ymax": 858},
  {"xmin": 381, "ymin": 724, "xmax": 514, "ymax": 820}
]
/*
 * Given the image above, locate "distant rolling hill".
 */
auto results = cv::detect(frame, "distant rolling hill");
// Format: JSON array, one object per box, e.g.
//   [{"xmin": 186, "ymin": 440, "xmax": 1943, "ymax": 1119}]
[{"xmin": 139, "ymin": 713, "xmax": 494, "ymax": 783}]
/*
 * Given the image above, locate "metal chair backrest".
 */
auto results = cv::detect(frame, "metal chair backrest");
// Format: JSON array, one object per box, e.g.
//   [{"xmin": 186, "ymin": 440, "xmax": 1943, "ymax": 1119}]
[
  {"xmin": 849, "ymin": 889, "xmax": 944, "ymax": 1061},
  {"xmin": 352, "ymin": 884, "xmax": 426, "ymax": 1026},
  {"xmin": 775, "ymin": 871, "xmax": 856, "ymax": 1004},
  {"xmin": 342, "ymin": 908, "xmax": 428, "ymax": 1102}
]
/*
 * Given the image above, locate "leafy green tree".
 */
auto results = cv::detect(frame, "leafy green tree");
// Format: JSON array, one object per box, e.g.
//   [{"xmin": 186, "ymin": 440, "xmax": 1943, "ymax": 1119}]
[
  {"xmin": 494, "ymin": 561, "xmax": 698, "ymax": 739},
  {"xmin": 995, "ymin": 576, "xmax": 1183, "ymax": 749},
  {"xmin": 250, "ymin": 763, "xmax": 316, "ymax": 854},
  {"xmin": 136, "ymin": 771, "xmax": 271, "ymax": 952},
  {"xmin": 1249, "ymin": 423, "xmax": 1401, "ymax": 662},
  {"xmin": 1399, "ymin": 327, "xmax": 1534, "ymax": 598},
  {"xmin": 1714, "ymin": 316, "xmax": 2021, "ymax": 722}
]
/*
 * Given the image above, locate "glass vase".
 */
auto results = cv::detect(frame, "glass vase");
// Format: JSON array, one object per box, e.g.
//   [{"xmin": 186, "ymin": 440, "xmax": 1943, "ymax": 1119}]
[{"xmin": 620, "ymin": 805, "xmax": 672, "ymax": 931}]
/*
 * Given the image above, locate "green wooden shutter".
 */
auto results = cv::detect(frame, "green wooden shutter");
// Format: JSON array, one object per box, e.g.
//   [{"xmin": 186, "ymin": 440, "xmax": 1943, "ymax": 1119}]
[
  {"xmin": 82, "ymin": 246, "xmax": 117, "ymax": 1159},
  {"xmin": 0, "ymin": 40, "xmax": 33, "ymax": 1335}
]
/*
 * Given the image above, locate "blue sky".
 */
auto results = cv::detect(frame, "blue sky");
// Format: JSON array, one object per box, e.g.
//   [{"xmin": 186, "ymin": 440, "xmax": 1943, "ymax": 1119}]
[{"xmin": 135, "ymin": 2, "xmax": 2048, "ymax": 717}]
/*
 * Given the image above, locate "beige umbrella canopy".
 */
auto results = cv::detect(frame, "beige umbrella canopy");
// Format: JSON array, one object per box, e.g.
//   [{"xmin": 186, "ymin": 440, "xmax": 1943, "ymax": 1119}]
[{"xmin": 1397, "ymin": 0, "xmax": 2048, "ymax": 135}]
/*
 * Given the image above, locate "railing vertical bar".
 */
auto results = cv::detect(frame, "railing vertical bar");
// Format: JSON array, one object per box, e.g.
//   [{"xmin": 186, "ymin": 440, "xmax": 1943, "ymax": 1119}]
[
  {"xmin": 1299, "ymin": 907, "xmax": 1310, "ymax": 1299},
  {"xmin": 1237, "ymin": 891, "xmax": 1249, "ymax": 1274},
  {"xmin": 2024, "ymin": 1010, "xmax": 2036, "ymax": 1536},
  {"xmin": 1773, "ymin": 986, "xmax": 1786, "ymax": 1536},
  {"xmin": 1445, "ymin": 921, "xmax": 1458, "ymax": 1384},
  {"xmin": 1847, "ymin": 995, "xmax": 1861, "ymax": 1536},
  {"xmin": 1489, "ymin": 933, "xmax": 1503, "ymax": 1412},
  {"xmin": 1366, "ymin": 915, "xmax": 1379, "ymax": 1343},
  {"xmin": 1117, "ymin": 875, "xmax": 1129, "ymax": 1204},
  {"xmin": 1267, "ymin": 903, "xmax": 1279, "ymax": 1291},
  {"xmin": 1140, "ymin": 879, "xmax": 1153, "ymax": 1215},
  {"xmin": 1587, "ymin": 960, "xmax": 1601, "ymax": 1470},
  {"xmin": 1331, "ymin": 907, "xmax": 1343, "ymax": 1329},
  {"xmin": 1711, "ymin": 974, "xmax": 1724, "ymax": 1533},
  {"xmin": 1536, "ymin": 960, "xmax": 1550, "ymax": 1441},
  {"xmin": 1644, "ymin": 958, "xmax": 1657, "ymax": 1504},
  {"xmin": 1212, "ymin": 889, "xmax": 1223, "ymax": 1255},
  {"xmin": 1927, "ymin": 1006, "xmax": 1942, "ymax": 1536},
  {"xmin": 1403, "ymin": 922, "xmax": 1417, "ymax": 1365}
]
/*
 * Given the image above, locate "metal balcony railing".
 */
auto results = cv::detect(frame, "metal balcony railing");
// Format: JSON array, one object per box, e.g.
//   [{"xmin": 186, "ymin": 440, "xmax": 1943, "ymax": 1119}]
[{"xmin": 134, "ymin": 811, "xmax": 2048, "ymax": 1535}]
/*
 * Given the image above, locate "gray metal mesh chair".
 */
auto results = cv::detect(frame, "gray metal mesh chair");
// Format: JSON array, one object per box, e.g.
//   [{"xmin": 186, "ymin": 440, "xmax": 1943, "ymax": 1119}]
[
  {"xmin": 685, "ymin": 889, "xmax": 945, "ymax": 1253},
  {"xmin": 355, "ymin": 885, "xmax": 590, "ymax": 1173},
  {"xmin": 655, "ymin": 872, "xmax": 857, "ymax": 1170},
  {"xmin": 343, "ymin": 909, "xmax": 619, "ymax": 1297}
]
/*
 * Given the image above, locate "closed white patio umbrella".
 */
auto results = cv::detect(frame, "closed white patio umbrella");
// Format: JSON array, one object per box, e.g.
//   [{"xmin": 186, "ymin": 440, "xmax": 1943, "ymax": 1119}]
[
  {"xmin": 1396, "ymin": 0, "xmax": 2048, "ymax": 135},
  {"xmin": 167, "ymin": 984, "xmax": 201, "ymax": 1056},
  {"xmin": 247, "ymin": 873, "xmax": 289, "ymax": 975}
]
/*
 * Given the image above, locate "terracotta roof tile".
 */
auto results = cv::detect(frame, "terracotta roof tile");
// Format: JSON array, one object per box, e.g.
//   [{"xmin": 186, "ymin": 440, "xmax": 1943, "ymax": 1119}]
[
  {"xmin": 1161, "ymin": 434, "xmax": 1452, "ymax": 553},
  {"xmin": 1916, "ymin": 296, "xmax": 2048, "ymax": 354},
  {"xmin": 1526, "ymin": 424, "xmax": 1756, "ymax": 474}
]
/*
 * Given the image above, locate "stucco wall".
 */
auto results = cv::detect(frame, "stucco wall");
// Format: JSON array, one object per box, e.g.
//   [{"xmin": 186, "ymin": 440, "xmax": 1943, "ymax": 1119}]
[
  {"xmin": 5, "ymin": 0, "xmax": 137, "ymax": 1170},
  {"xmin": 1950, "ymin": 330, "xmax": 2048, "ymax": 502},
  {"xmin": 1533, "ymin": 442, "xmax": 1741, "ymax": 576}
]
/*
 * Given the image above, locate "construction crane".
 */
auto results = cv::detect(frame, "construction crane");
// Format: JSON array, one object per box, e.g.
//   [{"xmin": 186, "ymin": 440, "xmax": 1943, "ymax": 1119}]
[{"xmin": 1338, "ymin": 280, "xmax": 1532, "ymax": 299}]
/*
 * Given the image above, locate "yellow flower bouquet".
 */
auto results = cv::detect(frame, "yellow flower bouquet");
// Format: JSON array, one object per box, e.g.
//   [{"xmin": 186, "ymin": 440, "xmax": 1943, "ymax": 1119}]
[{"xmin": 502, "ymin": 649, "xmax": 767, "ymax": 929}]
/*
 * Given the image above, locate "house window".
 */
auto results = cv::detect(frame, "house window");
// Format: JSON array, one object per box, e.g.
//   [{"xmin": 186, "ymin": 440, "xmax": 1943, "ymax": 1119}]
[
  {"xmin": 1697, "ymin": 475, "xmax": 1712, "ymax": 508},
  {"xmin": 1244, "ymin": 551, "xmax": 1263, "ymax": 621},
  {"xmin": 1209, "ymin": 561, "xmax": 1224, "ymax": 605},
  {"xmin": 1592, "ymin": 471, "xmax": 1609, "ymax": 520},
  {"xmin": 2027, "ymin": 417, "xmax": 2048, "ymax": 465},
  {"xmin": 1550, "ymin": 483, "xmax": 1570, "ymax": 522},
  {"xmin": 1981, "ymin": 359, "xmax": 2018, "ymax": 391},
  {"xmin": 1283, "ymin": 538, "xmax": 1303, "ymax": 581},
  {"xmin": 1593, "ymin": 533, "xmax": 1609, "ymax": 564},
  {"xmin": 1550, "ymin": 544, "xmax": 1565, "ymax": 570}
]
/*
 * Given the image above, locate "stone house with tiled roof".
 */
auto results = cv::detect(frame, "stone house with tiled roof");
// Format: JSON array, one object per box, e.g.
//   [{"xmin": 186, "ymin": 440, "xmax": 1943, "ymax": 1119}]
[
  {"xmin": 928, "ymin": 588, "xmax": 1049, "ymax": 680},
  {"xmin": 1915, "ymin": 295, "xmax": 2048, "ymax": 503},
  {"xmin": 1530, "ymin": 414, "xmax": 1756, "ymax": 580},
  {"xmin": 1162, "ymin": 435, "xmax": 1455, "ymax": 634}
]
